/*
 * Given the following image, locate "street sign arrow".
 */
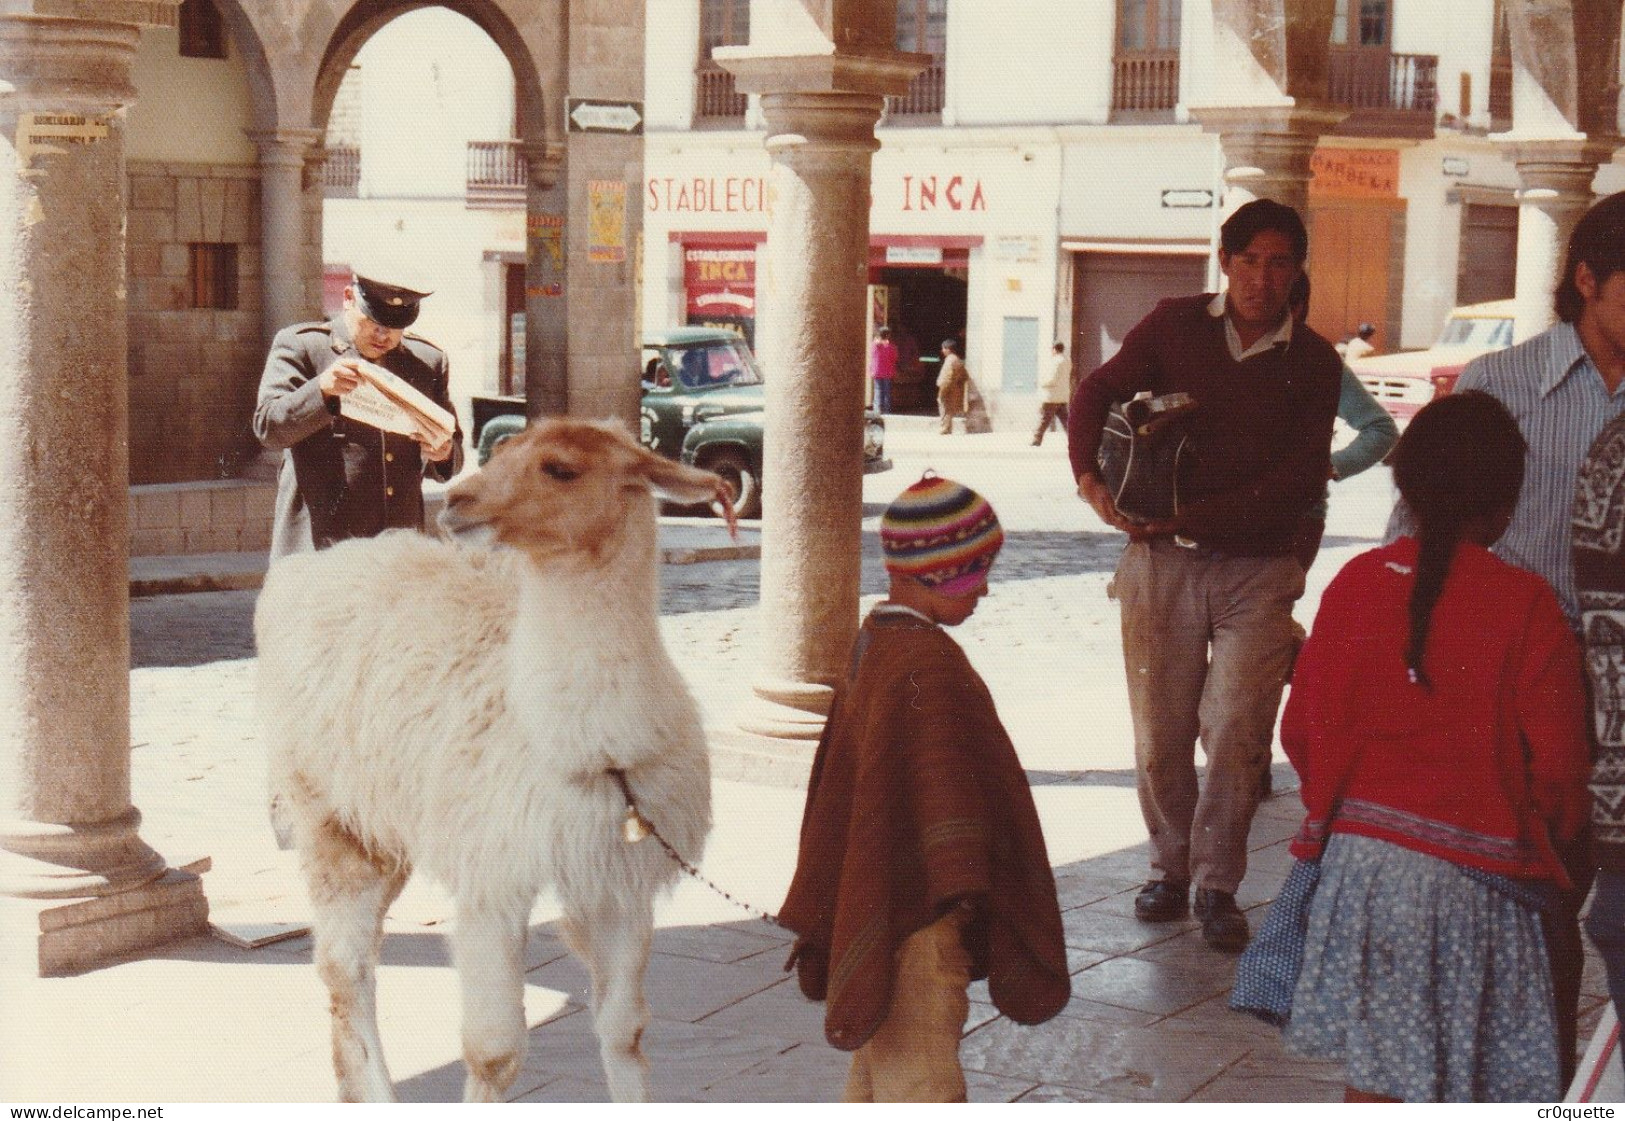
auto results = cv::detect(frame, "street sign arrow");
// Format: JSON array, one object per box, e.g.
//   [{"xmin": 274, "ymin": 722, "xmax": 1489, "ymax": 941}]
[{"xmin": 567, "ymin": 98, "xmax": 644, "ymax": 134}]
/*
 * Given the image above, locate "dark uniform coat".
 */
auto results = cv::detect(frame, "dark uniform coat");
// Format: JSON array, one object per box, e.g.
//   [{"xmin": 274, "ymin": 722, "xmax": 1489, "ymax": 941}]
[{"xmin": 254, "ymin": 316, "xmax": 463, "ymax": 559}]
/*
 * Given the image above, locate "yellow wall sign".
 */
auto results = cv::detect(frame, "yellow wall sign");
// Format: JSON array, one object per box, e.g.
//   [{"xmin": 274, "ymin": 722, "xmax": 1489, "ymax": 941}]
[
  {"xmin": 1310, "ymin": 148, "xmax": 1400, "ymax": 199},
  {"xmin": 588, "ymin": 180, "xmax": 627, "ymax": 264}
]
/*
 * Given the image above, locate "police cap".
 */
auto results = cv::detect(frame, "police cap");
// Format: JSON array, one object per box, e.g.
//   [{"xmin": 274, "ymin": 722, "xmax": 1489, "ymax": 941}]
[{"xmin": 352, "ymin": 270, "xmax": 433, "ymax": 330}]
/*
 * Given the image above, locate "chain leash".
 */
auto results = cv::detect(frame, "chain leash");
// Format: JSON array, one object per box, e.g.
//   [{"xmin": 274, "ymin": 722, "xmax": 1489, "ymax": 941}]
[{"xmin": 606, "ymin": 768, "xmax": 787, "ymax": 930}]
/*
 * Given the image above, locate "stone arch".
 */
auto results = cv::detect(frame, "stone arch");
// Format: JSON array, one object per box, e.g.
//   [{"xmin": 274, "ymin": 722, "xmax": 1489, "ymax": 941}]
[
  {"xmin": 1205, "ymin": 0, "xmax": 1339, "ymax": 104},
  {"xmin": 211, "ymin": 0, "xmax": 280, "ymax": 131},
  {"xmin": 309, "ymin": 0, "xmax": 555, "ymax": 149},
  {"xmin": 1502, "ymin": 0, "xmax": 1623, "ymax": 136}
]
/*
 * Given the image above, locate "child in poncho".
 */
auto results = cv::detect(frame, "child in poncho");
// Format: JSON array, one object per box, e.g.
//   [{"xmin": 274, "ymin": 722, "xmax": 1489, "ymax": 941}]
[{"xmin": 777, "ymin": 474, "xmax": 1069, "ymax": 1103}]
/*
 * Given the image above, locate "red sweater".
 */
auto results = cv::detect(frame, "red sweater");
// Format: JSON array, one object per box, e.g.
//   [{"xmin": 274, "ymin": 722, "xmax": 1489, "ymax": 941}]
[
  {"xmin": 1068, "ymin": 294, "xmax": 1342, "ymax": 556},
  {"xmin": 1282, "ymin": 539, "xmax": 1591, "ymax": 886}
]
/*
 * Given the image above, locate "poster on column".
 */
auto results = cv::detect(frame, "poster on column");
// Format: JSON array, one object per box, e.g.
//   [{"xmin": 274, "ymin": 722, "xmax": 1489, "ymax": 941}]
[{"xmin": 588, "ymin": 180, "xmax": 628, "ymax": 263}]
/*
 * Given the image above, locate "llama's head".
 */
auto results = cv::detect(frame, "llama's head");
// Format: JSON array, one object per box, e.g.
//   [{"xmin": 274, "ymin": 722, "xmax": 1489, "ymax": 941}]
[{"xmin": 440, "ymin": 418, "xmax": 733, "ymax": 564}]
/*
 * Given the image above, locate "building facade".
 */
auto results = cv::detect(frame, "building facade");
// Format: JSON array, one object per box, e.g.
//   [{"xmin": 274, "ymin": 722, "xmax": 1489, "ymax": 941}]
[{"xmin": 644, "ymin": 0, "xmax": 1625, "ymax": 427}]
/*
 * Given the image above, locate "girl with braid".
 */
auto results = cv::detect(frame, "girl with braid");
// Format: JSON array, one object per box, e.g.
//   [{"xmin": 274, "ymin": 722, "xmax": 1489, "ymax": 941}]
[{"xmin": 1276, "ymin": 391, "xmax": 1591, "ymax": 1102}]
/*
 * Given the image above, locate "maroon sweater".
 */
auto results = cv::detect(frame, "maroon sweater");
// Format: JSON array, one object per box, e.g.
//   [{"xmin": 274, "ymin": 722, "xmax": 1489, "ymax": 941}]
[{"xmin": 1068, "ymin": 294, "xmax": 1343, "ymax": 556}]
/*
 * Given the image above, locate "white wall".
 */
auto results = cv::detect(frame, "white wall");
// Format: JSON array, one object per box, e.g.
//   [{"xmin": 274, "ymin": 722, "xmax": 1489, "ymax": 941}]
[
  {"xmin": 127, "ymin": 26, "xmax": 257, "ymax": 165},
  {"xmin": 355, "ymin": 8, "xmax": 514, "ymax": 200},
  {"xmin": 646, "ymin": 0, "xmax": 703, "ymax": 129},
  {"xmin": 945, "ymin": 0, "xmax": 1114, "ymax": 127}
]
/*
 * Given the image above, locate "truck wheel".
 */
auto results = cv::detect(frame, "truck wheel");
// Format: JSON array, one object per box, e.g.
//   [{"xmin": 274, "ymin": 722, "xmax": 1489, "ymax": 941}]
[{"xmin": 705, "ymin": 448, "xmax": 761, "ymax": 520}]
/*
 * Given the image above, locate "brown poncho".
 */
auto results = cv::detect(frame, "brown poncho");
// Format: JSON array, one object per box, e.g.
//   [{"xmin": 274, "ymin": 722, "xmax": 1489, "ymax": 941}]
[{"xmin": 777, "ymin": 609, "xmax": 1070, "ymax": 1050}]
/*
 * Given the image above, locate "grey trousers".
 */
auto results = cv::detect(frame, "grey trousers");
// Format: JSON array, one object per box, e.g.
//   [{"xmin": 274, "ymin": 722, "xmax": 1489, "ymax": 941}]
[{"xmin": 1114, "ymin": 538, "xmax": 1304, "ymax": 894}]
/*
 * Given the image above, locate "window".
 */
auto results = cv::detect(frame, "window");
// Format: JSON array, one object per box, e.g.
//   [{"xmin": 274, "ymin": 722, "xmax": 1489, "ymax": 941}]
[
  {"xmin": 1118, "ymin": 0, "xmax": 1181, "ymax": 52},
  {"xmin": 889, "ymin": 0, "xmax": 947, "ymax": 119},
  {"xmin": 1113, "ymin": 0, "xmax": 1181, "ymax": 113},
  {"xmin": 190, "ymin": 244, "xmax": 238, "ymax": 310},
  {"xmin": 696, "ymin": 0, "xmax": 749, "ymax": 121},
  {"xmin": 178, "ymin": 0, "xmax": 226, "ymax": 59},
  {"xmin": 1331, "ymin": 0, "xmax": 1388, "ymax": 47}
]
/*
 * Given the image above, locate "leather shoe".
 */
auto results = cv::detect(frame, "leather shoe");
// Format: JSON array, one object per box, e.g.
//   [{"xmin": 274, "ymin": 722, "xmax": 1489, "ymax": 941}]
[
  {"xmin": 1133, "ymin": 879, "xmax": 1189, "ymax": 923},
  {"xmin": 1194, "ymin": 888, "xmax": 1250, "ymax": 951}
]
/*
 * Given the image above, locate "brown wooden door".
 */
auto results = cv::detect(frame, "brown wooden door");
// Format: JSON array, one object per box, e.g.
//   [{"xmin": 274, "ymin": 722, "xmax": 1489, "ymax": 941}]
[{"xmin": 1306, "ymin": 202, "xmax": 1396, "ymax": 352}]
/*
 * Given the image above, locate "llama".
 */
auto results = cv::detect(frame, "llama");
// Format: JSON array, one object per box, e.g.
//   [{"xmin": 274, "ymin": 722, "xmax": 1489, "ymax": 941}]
[{"xmin": 254, "ymin": 418, "xmax": 730, "ymax": 1103}]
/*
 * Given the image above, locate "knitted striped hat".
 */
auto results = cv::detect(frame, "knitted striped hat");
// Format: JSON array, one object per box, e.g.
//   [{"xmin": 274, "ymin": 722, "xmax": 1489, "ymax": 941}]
[{"xmin": 880, "ymin": 473, "xmax": 1004, "ymax": 595}]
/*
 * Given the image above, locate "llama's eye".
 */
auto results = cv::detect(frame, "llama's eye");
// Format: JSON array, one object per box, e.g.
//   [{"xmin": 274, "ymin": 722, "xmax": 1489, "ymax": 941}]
[{"xmin": 542, "ymin": 462, "xmax": 579, "ymax": 482}]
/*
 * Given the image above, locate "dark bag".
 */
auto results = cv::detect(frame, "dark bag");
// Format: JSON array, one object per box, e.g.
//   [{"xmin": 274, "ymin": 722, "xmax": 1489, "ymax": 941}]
[{"xmin": 1096, "ymin": 391, "xmax": 1198, "ymax": 522}]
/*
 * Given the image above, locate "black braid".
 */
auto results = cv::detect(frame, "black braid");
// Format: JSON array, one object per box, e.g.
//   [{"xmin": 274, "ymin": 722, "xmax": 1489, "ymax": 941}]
[
  {"xmin": 1405, "ymin": 516, "xmax": 1460, "ymax": 690},
  {"xmin": 1391, "ymin": 391, "xmax": 1527, "ymax": 691}
]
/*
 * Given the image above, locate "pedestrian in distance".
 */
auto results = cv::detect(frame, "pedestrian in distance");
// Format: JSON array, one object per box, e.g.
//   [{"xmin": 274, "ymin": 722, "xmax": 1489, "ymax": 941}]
[
  {"xmin": 253, "ymin": 264, "xmax": 462, "ymax": 559},
  {"xmin": 870, "ymin": 325, "xmax": 897, "ymax": 415},
  {"xmin": 1032, "ymin": 341, "xmax": 1071, "ymax": 446},
  {"xmin": 1278, "ymin": 390, "xmax": 1590, "ymax": 1102},
  {"xmin": 777, "ymin": 475, "xmax": 1069, "ymax": 1102},
  {"xmin": 1069, "ymin": 198, "xmax": 1343, "ymax": 951},
  {"xmin": 1336, "ymin": 322, "xmax": 1377, "ymax": 361},
  {"xmin": 936, "ymin": 338, "xmax": 970, "ymax": 435}
]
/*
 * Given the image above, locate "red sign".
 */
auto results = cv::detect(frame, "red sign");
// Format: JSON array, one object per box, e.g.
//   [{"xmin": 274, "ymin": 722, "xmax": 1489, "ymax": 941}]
[{"xmin": 1310, "ymin": 148, "xmax": 1400, "ymax": 199}]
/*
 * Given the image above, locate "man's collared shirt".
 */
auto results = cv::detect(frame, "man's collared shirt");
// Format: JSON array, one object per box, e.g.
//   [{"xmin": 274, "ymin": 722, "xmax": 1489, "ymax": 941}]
[
  {"xmin": 1207, "ymin": 291, "xmax": 1295, "ymax": 361},
  {"xmin": 1386, "ymin": 320, "xmax": 1625, "ymax": 627}
]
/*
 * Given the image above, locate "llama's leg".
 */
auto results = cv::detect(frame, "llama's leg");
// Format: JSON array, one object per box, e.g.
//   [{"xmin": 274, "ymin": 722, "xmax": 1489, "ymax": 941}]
[
  {"xmin": 563, "ymin": 896, "xmax": 654, "ymax": 1103},
  {"xmin": 452, "ymin": 896, "xmax": 530, "ymax": 1103},
  {"xmin": 304, "ymin": 819, "xmax": 407, "ymax": 1103}
]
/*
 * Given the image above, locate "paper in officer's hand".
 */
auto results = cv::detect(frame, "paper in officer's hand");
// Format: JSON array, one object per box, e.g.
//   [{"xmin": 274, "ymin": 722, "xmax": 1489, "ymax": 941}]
[{"xmin": 333, "ymin": 359, "xmax": 455, "ymax": 445}]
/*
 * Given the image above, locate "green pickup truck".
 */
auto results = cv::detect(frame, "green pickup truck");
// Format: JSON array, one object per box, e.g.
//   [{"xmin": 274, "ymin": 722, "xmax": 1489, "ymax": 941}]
[{"xmin": 471, "ymin": 327, "xmax": 889, "ymax": 519}]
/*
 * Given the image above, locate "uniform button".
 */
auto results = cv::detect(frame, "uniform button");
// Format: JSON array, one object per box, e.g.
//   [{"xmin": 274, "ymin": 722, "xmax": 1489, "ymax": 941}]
[
  {"xmin": 386, "ymin": 486, "xmax": 394, "ymax": 497},
  {"xmin": 385, "ymin": 452, "xmax": 394, "ymax": 463}
]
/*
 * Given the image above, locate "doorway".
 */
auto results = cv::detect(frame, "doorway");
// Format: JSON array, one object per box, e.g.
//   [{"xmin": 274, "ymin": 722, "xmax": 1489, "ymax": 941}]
[{"xmin": 873, "ymin": 264, "xmax": 969, "ymax": 415}]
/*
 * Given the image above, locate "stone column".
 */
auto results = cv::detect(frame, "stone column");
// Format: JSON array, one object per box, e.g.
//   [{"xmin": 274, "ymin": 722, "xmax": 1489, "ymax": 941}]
[
  {"xmin": 522, "ymin": 139, "xmax": 568, "ymax": 419},
  {"xmin": 1504, "ymin": 140, "xmax": 1615, "ymax": 342},
  {"xmin": 715, "ymin": 45, "xmax": 924, "ymax": 780},
  {"xmin": 0, "ymin": 3, "xmax": 206, "ymax": 976},
  {"xmin": 247, "ymin": 128, "xmax": 323, "ymax": 345},
  {"xmin": 1187, "ymin": 105, "xmax": 1346, "ymax": 218}
]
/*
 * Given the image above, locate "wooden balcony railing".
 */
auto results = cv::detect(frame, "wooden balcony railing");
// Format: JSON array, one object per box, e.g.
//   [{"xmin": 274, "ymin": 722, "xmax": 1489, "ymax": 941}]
[
  {"xmin": 885, "ymin": 60, "xmax": 945, "ymax": 120},
  {"xmin": 696, "ymin": 65, "xmax": 747, "ymax": 122},
  {"xmin": 1328, "ymin": 48, "xmax": 1438, "ymax": 112},
  {"xmin": 1112, "ymin": 51, "xmax": 1180, "ymax": 114},
  {"xmin": 466, "ymin": 139, "xmax": 526, "ymax": 209},
  {"xmin": 320, "ymin": 145, "xmax": 359, "ymax": 198}
]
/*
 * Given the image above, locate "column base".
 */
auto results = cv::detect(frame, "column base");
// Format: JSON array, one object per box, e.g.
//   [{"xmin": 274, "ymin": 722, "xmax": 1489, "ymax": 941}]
[
  {"xmin": 710, "ymin": 680, "xmax": 835, "ymax": 789},
  {"xmin": 2, "ymin": 866, "xmax": 209, "ymax": 977}
]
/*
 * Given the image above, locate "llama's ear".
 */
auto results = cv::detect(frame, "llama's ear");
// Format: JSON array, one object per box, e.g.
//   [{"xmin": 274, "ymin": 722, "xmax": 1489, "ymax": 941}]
[{"xmin": 638, "ymin": 450, "xmax": 725, "ymax": 506}]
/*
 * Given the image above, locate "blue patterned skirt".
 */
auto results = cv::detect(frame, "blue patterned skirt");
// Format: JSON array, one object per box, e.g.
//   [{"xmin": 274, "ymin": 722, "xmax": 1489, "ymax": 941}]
[{"xmin": 1282, "ymin": 833, "xmax": 1559, "ymax": 1102}]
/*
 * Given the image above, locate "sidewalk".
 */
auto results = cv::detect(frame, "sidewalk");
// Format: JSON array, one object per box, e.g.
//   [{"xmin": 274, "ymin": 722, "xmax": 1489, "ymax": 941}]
[{"xmin": 10, "ymin": 425, "xmax": 1611, "ymax": 1103}]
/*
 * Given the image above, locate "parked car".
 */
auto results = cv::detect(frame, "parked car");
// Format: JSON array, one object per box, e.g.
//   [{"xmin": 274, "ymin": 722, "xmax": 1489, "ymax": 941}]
[
  {"xmin": 1348, "ymin": 299, "xmax": 1515, "ymax": 423},
  {"xmin": 470, "ymin": 327, "xmax": 889, "ymax": 519}
]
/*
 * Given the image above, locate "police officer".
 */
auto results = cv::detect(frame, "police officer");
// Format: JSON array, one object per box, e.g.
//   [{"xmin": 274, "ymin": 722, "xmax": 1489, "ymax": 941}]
[{"xmin": 254, "ymin": 267, "xmax": 462, "ymax": 559}]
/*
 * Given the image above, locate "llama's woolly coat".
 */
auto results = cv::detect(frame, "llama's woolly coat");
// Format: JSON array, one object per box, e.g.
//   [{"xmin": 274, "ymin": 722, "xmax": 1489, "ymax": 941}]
[{"xmin": 257, "ymin": 522, "xmax": 710, "ymax": 912}]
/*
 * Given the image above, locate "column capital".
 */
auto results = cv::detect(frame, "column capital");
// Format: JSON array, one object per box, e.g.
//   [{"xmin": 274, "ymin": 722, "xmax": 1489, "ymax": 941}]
[
  {"xmin": 521, "ymin": 139, "xmax": 566, "ymax": 191},
  {"xmin": 0, "ymin": 14, "xmax": 141, "ymax": 109},
  {"xmin": 1188, "ymin": 103, "xmax": 1348, "ymax": 214},
  {"xmin": 716, "ymin": 45, "xmax": 927, "ymax": 99},
  {"xmin": 246, "ymin": 127, "xmax": 324, "ymax": 161},
  {"xmin": 757, "ymin": 91, "xmax": 888, "ymax": 156},
  {"xmin": 1501, "ymin": 136, "xmax": 1620, "ymax": 198},
  {"xmin": 0, "ymin": 0, "xmax": 180, "ymax": 26}
]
